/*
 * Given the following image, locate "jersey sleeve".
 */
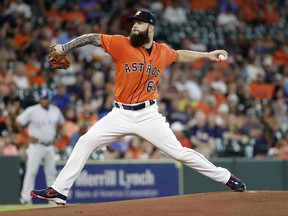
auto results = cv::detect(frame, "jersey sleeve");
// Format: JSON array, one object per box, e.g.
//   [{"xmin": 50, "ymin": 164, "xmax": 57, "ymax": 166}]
[
  {"xmin": 161, "ymin": 43, "xmax": 179, "ymax": 67},
  {"xmin": 100, "ymin": 34, "xmax": 127, "ymax": 61},
  {"xmin": 16, "ymin": 107, "xmax": 32, "ymax": 126}
]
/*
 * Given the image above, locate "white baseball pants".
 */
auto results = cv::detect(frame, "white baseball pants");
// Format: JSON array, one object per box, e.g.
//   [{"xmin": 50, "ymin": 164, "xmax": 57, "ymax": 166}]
[{"xmin": 52, "ymin": 104, "xmax": 231, "ymax": 196}]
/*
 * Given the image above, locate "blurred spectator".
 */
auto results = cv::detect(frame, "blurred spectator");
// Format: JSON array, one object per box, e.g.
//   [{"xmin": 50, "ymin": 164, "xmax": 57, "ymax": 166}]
[
  {"xmin": 63, "ymin": 106, "xmax": 79, "ymax": 138},
  {"xmin": 167, "ymin": 98, "xmax": 190, "ymax": 125},
  {"xmin": 67, "ymin": 72, "xmax": 85, "ymax": 101},
  {"xmin": 189, "ymin": 0, "xmax": 217, "ymax": 11},
  {"xmin": 0, "ymin": 38, "xmax": 17, "ymax": 62},
  {"xmin": 187, "ymin": 110, "xmax": 215, "ymax": 158},
  {"xmin": 226, "ymin": 93, "xmax": 241, "ymax": 114},
  {"xmin": 237, "ymin": 0, "xmax": 260, "ymax": 24},
  {"xmin": 109, "ymin": 137, "xmax": 130, "ymax": 159},
  {"xmin": 14, "ymin": 21, "xmax": 37, "ymax": 61},
  {"xmin": 221, "ymin": 113, "xmax": 250, "ymax": 157},
  {"xmin": 216, "ymin": 5, "xmax": 240, "ymax": 30},
  {"xmin": 77, "ymin": 103, "xmax": 98, "ymax": 126},
  {"xmin": 173, "ymin": 70, "xmax": 202, "ymax": 101},
  {"xmin": 271, "ymin": 132, "xmax": 288, "ymax": 159},
  {"xmin": 205, "ymin": 113, "xmax": 226, "ymax": 139},
  {"xmin": 239, "ymin": 108, "xmax": 266, "ymax": 157},
  {"xmin": 79, "ymin": 0, "xmax": 102, "ymax": 22},
  {"xmin": 56, "ymin": 21, "xmax": 78, "ymax": 44},
  {"xmin": 150, "ymin": 0, "xmax": 164, "ymax": 12},
  {"xmin": 273, "ymin": 43, "xmax": 288, "ymax": 67},
  {"xmin": 171, "ymin": 121, "xmax": 192, "ymax": 148},
  {"xmin": 177, "ymin": 90, "xmax": 194, "ymax": 112},
  {"xmin": 124, "ymin": 136, "xmax": 145, "ymax": 159},
  {"xmin": 236, "ymin": 80, "xmax": 254, "ymax": 114},
  {"xmin": 2, "ymin": 81, "xmax": 22, "ymax": 110},
  {"xmin": 69, "ymin": 120, "xmax": 90, "ymax": 148},
  {"xmin": 263, "ymin": 1, "xmax": 280, "ymax": 25},
  {"xmin": 141, "ymin": 139, "xmax": 163, "ymax": 159},
  {"xmin": 0, "ymin": 60, "xmax": 13, "ymax": 97},
  {"xmin": 91, "ymin": 72, "xmax": 106, "ymax": 100},
  {"xmin": 163, "ymin": 0, "xmax": 187, "ymax": 24},
  {"xmin": 98, "ymin": 94, "xmax": 114, "ymax": 119},
  {"xmin": 12, "ymin": 62, "xmax": 29, "ymax": 90},
  {"xmin": 55, "ymin": 106, "xmax": 80, "ymax": 156},
  {"xmin": 6, "ymin": 0, "xmax": 32, "ymax": 19},
  {"xmin": 51, "ymin": 83, "xmax": 71, "ymax": 112},
  {"xmin": 45, "ymin": 2, "xmax": 64, "ymax": 25},
  {"xmin": 195, "ymin": 92, "xmax": 217, "ymax": 115},
  {"xmin": 24, "ymin": 52, "xmax": 44, "ymax": 87},
  {"xmin": 273, "ymin": 97, "xmax": 288, "ymax": 134},
  {"xmin": 261, "ymin": 103, "xmax": 281, "ymax": 149},
  {"xmin": 56, "ymin": 54, "xmax": 82, "ymax": 87},
  {"xmin": 250, "ymin": 72, "xmax": 275, "ymax": 100},
  {"xmin": 243, "ymin": 58, "xmax": 265, "ymax": 83},
  {"xmin": 202, "ymin": 62, "xmax": 225, "ymax": 85},
  {"xmin": 20, "ymin": 87, "xmax": 38, "ymax": 109},
  {"xmin": 63, "ymin": 3, "xmax": 87, "ymax": 24},
  {"xmin": 188, "ymin": 35, "xmax": 207, "ymax": 52},
  {"xmin": 219, "ymin": 0, "xmax": 239, "ymax": 13}
]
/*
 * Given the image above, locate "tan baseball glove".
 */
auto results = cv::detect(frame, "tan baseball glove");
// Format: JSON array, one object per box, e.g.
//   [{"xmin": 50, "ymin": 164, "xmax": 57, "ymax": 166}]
[{"xmin": 48, "ymin": 45, "xmax": 70, "ymax": 69}]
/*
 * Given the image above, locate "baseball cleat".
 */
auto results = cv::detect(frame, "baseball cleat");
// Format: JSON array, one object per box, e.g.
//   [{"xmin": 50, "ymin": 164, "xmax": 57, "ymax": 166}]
[
  {"xmin": 30, "ymin": 187, "xmax": 67, "ymax": 205},
  {"xmin": 226, "ymin": 175, "xmax": 247, "ymax": 192}
]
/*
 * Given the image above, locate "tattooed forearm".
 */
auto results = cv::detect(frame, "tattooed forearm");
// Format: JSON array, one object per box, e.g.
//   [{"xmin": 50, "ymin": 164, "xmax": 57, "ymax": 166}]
[{"xmin": 63, "ymin": 33, "xmax": 101, "ymax": 52}]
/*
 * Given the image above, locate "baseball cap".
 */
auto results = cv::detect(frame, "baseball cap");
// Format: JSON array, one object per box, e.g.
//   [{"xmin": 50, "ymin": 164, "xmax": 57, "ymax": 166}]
[
  {"xmin": 127, "ymin": 10, "xmax": 156, "ymax": 25},
  {"xmin": 39, "ymin": 88, "xmax": 52, "ymax": 100}
]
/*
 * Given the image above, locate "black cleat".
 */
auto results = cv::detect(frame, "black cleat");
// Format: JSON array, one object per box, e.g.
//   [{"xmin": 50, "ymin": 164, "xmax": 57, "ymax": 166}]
[
  {"xmin": 31, "ymin": 187, "xmax": 67, "ymax": 205},
  {"xmin": 226, "ymin": 175, "xmax": 247, "ymax": 192}
]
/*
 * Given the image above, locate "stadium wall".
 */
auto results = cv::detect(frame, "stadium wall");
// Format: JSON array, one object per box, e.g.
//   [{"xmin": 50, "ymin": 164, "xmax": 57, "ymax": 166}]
[{"xmin": 0, "ymin": 157, "xmax": 287, "ymax": 204}]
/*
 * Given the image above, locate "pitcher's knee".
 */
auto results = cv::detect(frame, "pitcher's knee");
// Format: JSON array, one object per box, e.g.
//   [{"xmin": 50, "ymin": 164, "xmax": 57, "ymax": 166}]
[{"xmin": 76, "ymin": 133, "xmax": 103, "ymax": 149}]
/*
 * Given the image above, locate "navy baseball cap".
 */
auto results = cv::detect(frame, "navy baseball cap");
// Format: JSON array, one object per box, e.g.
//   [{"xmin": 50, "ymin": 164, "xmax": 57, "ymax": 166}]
[
  {"xmin": 39, "ymin": 89, "xmax": 52, "ymax": 100},
  {"xmin": 127, "ymin": 10, "xmax": 156, "ymax": 25}
]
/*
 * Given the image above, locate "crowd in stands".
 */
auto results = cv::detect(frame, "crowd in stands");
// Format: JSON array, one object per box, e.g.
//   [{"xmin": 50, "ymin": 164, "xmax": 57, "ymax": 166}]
[{"xmin": 1, "ymin": 0, "xmax": 288, "ymax": 162}]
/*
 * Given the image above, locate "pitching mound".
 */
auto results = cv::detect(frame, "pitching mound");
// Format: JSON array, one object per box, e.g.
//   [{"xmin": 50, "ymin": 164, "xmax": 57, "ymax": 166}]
[{"xmin": 2, "ymin": 191, "xmax": 288, "ymax": 216}]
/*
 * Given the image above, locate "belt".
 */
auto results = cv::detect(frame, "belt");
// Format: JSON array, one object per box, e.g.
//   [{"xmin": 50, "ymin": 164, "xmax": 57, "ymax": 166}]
[
  {"xmin": 114, "ymin": 100, "xmax": 156, "ymax": 111},
  {"xmin": 31, "ymin": 137, "xmax": 53, "ymax": 146},
  {"xmin": 40, "ymin": 141, "xmax": 53, "ymax": 146}
]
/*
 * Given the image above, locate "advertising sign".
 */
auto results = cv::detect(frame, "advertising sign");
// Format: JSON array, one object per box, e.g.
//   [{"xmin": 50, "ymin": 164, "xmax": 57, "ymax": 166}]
[{"xmin": 34, "ymin": 160, "xmax": 181, "ymax": 203}]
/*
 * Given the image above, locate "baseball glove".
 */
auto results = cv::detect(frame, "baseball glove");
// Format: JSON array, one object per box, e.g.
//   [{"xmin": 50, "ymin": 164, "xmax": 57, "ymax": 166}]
[{"xmin": 48, "ymin": 45, "xmax": 70, "ymax": 69}]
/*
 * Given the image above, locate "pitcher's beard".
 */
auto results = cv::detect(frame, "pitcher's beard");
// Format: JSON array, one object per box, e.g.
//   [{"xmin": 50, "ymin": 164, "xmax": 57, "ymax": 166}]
[{"xmin": 130, "ymin": 28, "xmax": 150, "ymax": 47}]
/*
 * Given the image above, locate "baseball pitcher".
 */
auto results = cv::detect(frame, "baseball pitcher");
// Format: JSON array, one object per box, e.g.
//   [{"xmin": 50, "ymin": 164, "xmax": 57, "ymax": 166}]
[{"xmin": 31, "ymin": 10, "xmax": 246, "ymax": 205}]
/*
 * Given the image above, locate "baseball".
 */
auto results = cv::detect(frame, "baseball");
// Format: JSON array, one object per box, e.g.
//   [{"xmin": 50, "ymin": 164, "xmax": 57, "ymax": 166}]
[{"xmin": 218, "ymin": 54, "xmax": 228, "ymax": 61}]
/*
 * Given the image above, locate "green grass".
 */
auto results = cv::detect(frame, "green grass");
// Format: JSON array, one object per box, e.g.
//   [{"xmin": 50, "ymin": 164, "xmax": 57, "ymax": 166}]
[{"xmin": 0, "ymin": 204, "xmax": 53, "ymax": 212}]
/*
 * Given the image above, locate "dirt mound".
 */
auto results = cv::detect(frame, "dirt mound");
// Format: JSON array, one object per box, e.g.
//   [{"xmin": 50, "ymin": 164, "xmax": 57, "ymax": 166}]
[{"xmin": 2, "ymin": 191, "xmax": 288, "ymax": 216}]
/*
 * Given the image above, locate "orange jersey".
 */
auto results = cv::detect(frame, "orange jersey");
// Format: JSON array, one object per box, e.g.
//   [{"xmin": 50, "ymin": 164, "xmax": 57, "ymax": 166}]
[{"xmin": 100, "ymin": 34, "xmax": 178, "ymax": 104}]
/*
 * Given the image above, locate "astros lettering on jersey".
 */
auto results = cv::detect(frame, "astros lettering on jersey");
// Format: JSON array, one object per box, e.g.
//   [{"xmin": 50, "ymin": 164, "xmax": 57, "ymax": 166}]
[{"xmin": 100, "ymin": 35, "xmax": 178, "ymax": 104}]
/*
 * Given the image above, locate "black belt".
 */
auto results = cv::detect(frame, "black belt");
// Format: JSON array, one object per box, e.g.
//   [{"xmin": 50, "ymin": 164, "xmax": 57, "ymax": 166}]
[
  {"xmin": 40, "ymin": 141, "xmax": 53, "ymax": 146},
  {"xmin": 114, "ymin": 100, "xmax": 155, "ymax": 111}
]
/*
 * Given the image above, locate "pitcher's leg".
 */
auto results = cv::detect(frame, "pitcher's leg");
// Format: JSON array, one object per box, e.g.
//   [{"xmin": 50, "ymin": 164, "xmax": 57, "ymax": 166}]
[
  {"xmin": 135, "ymin": 109, "xmax": 230, "ymax": 184},
  {"xmin": 52, "ymin": 108, "xmax": 132, "ymax": 196},
  {"xmin": 154, "ymin": 133, "xmax": 230, "ymax": 183}
]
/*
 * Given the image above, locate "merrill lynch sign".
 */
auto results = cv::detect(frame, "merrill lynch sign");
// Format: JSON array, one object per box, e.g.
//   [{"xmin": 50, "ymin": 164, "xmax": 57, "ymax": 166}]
[
  {"xmin": 34, "ymin": 161, "xmax": 180, "ymax": 203},
  {"xmin": 76, "ymin": 169, "xmax": 155, "ymax": 189}
]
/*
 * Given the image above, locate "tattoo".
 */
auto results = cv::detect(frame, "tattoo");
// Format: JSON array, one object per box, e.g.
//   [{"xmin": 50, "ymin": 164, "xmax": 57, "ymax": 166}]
[{"xmin": 63, "ymin": 33, "xmax": 102, "ymax": 52}]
